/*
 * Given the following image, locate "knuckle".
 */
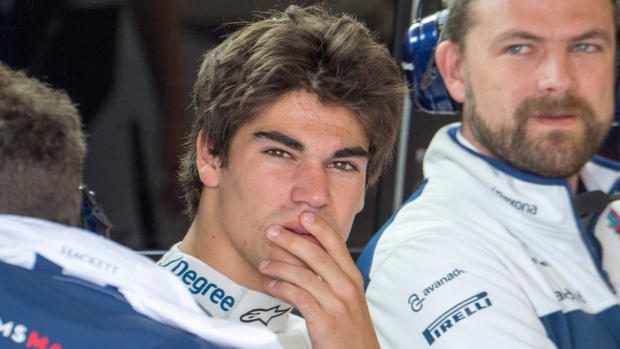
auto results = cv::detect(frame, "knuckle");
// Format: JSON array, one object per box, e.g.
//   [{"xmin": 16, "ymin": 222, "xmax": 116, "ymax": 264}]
[
  {"xmin": 327, "ymin": 235, "xmax": 348, "ymax": 254},
  {"xmin": 340, "ymin": 281, "xmax": 359, "ymax": 300},
  {"xmin": 294, "ymin": 289, "xmax": 314, "ymax": 308},
  {"xmin": 331, "ymin": 299, "xmax": 349, "ymax": 315},
  {"xmin": 298, "ymin": 269, "xmax": 317, "ymax": 285},
  {"xmin": 309, "ymin": 247, "xmax": 330, "ymax": 265},
  {"xmin": 350, "ymin": 270, "xmax": 364, "ymax": 287}
]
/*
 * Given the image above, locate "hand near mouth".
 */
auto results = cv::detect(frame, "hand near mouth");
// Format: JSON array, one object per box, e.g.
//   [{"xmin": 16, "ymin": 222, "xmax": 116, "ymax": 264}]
[{"xmin": 259, "ymin": 212, "xmax": 380, "ymax": 349}]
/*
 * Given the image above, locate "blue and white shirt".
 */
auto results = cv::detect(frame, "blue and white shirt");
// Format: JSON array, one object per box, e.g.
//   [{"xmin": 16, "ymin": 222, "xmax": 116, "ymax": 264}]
[
  {"xmin": 0, "ymin": 214, "xmax": 281, "ymax": 349},
  {"xmin": 158, "ymin": 243, "xmax": 311, "ymax": 349},
  {"xmin": 357, "ymin": 123, "xmax": 620, "ymax": 349}
]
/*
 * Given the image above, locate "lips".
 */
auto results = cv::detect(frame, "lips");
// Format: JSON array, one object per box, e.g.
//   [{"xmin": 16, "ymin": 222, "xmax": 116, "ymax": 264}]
[
  {"xmin": 535, "ymin": 113, "xmax": 576, "ymax": 119},
  {"xmin": 531, "ymin": 113, "xmax": 579, "ymax": 127},
  {"xmin": 282, "ymin": 225, "xmax": 322, "ymax": 247}
]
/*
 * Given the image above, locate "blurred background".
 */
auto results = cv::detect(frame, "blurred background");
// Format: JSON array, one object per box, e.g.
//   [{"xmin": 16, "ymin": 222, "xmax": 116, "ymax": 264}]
[{"xmin": 1, "ymin": 0, "xmax": 617, "ymax": 259}]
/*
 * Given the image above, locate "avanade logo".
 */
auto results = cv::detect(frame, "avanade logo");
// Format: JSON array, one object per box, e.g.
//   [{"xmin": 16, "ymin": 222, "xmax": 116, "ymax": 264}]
[{"xmin": 409, "ymin": 269, "xmax": 465, "ymax": 312}]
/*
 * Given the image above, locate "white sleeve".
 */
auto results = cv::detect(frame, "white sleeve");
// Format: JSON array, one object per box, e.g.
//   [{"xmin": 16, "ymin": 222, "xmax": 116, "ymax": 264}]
[{"xmin": 365, "ymin": 235, "xmax": 557, "ymax": 349}]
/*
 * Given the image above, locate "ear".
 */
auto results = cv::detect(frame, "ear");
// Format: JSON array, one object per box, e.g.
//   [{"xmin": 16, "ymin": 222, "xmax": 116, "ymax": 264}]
[
  {"xmin": 435, "ymin": 40, "xmax": 466, "ymax": 103},
  {"xmin": 196, "ymin": 132, "xmax": 220, "ymax": 188}
]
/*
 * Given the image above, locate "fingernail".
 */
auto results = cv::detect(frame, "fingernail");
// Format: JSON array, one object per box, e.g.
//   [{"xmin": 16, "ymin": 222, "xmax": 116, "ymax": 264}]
[
  {"xmin": 267, "ymin": 226, "xmax": 280, "ymax": 238},
  {"xmin": 302, "ymin": 212, "xmax": 315, "ymax": 223},
  {"xmin": 269, "ymin": 279, "xmax": 278, "ymax": 289},
  {"xmin": 259, "ymin": 260, "xmax": 271, "ymax": 269}
]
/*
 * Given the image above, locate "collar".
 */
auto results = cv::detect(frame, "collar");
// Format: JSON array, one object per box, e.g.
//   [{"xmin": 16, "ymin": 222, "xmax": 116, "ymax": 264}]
[
  {"xmin": 0, "ymin": 215, "xmax": 280, "ymax": 349},
  {"xmin": 158, "ymin": 243, "xmax": 294, "ymax": 333},
  {"xmin": 424, "ymin": 123, "xmax": 620, "ymax": 234}
]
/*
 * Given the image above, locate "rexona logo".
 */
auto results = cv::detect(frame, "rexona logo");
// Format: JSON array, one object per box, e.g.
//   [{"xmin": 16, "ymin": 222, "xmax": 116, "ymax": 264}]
[
  {"xmin": 491, "ymin": 187, "xmax": 537, "ymax": 215},
  {"xmin": 422, "ymin": 292, "xmax": 492, "ymax": 345},
  {"xmin": 240, "ymin": 306, "xmax": 291, "ymax": 326},
  {"xmin": 0, "ymin": 317, "xmax": 62, "ymax": 349}
]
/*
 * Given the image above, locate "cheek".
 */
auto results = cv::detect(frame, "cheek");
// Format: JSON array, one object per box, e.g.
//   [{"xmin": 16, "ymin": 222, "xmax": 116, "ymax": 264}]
[
  {"xmin": 334, "ymin": 186, "xmax": 366, "ymax": 240},
  {"xmin": 585, "ymin": 77, "xmax": 616, "ymax": 123}
]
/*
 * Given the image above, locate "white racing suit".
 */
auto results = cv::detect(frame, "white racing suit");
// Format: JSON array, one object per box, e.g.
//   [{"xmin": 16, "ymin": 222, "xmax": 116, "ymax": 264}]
[
  {"xmin": 0, "ymin": 214, "xmax": 281, "ymax": 349},
  {"xmin": 357, "ymin": 123, "xmax": 620, "ymax": 348},
  {"xmin": 159, "ymin": 243, "xmax": 311, "ymax": 349}
]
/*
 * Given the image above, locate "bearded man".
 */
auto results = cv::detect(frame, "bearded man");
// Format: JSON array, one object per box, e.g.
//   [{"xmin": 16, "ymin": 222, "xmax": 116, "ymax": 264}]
[{"xmin": 357, "ymin": 0, "xmax": 620, "ymax": 348}]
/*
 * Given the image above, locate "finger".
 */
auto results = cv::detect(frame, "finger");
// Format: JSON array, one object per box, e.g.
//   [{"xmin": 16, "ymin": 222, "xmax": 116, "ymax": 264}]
[
  {"xmin": 259, "ymin": 259, "xmax": 344, "ymax": 314},
  {"xmin": 261, "ymin": 276, "xmax": 329, "ymax": 327},
  {"xmin": 266, "ymin": 225, "xmax": 361, "ymax": 296},
  {"xmin": 266, "ymin": 225, "xmax": 343, "ymax": 279},
  {"xmin": 299, "ymin": 212, "xmax": 362, "ymax": 280},
  {"xmin": 261, "ymin": 261, "xmax": 377, "ymax": 349}
]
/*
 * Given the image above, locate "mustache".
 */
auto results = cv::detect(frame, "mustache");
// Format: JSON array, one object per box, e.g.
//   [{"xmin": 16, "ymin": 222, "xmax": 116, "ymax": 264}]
[{"xmin": 514, "ymin": 94, "xmax": 595, "ymax": 119}]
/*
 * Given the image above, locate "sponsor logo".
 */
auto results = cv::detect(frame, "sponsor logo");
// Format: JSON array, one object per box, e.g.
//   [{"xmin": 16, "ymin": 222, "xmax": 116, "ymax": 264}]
[
  {"xmin": 491, "ymin": 187, "xmax": 537, "ymax": 215},
  {"xmin": 408, "ymin": 269, "xmax": 465, "ymax": 313},
  {"xmin": 409, "ymin": 294, "xmax": 425, "ymax": 312},
  {"xmin": 159, "ymin": 258, "xmax": 235, "ymax": 312},
  {"xmin": 554, "ymin": 288, "xmax": 586, "ymax": 303},
  {"xmin": 240, "ymin": 306, "xmax": 291, "ymax": 326},
  {"xmin": 60, "ymin": 246, "xmax": 118, "ymax": 274},
  {"xmin": 531, "ymin": 258, "xmax": 551, "ymax": 267},
  {"xmin": 0, "ymin": 317, "xmax": 62, "ymax": 348},
  {"xmin": 607, "ymin": 209, "xmax": 620, "ymax": 232},
  {"xmin": 422, "ymin": 292, "xmax": 492, "ymax": 345},
  {"xmin": 401, "ymin": 62, "xmax": 414, "ymax": 71}
]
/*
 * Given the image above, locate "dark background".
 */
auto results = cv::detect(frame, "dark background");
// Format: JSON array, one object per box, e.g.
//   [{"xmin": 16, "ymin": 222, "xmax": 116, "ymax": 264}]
[{"xmin": 2, "ymin": 0, "xmax": 615, "ymax": 258}]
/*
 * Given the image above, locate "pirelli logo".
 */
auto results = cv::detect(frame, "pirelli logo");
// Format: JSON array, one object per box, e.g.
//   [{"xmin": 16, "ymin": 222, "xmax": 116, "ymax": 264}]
[{"xmin": 422, "ymin": 292, "xmax": 492, "ymax": 345}]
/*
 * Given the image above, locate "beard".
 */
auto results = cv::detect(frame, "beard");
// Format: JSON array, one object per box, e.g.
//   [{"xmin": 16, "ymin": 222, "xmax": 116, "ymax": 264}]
[{"xmin": 464, "ymin": 85, "xmax": 611, "ymax": 178}]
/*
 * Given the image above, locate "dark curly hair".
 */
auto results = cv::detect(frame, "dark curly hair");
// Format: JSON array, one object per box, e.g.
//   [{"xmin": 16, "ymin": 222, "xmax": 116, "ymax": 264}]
[{"xmin": 180, "ymin": 4, "xmax": 405, "ymax": 218}]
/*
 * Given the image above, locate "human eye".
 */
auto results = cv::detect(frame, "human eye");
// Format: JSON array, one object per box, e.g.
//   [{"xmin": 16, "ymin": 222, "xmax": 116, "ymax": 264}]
[
  {"xmin": 507, "ymin": 45, "xmax": 531, "ymax": 54},
  {"xmin": 265, "ymin": 148, "xmax": 292, "ymax": 158},
  {"xmin": 328, "ymin": 161, "xmax": 358, "ymax": 172},
  {"xmin": 573, "ymin": 43, "xmax": 598, "ymax": 52}
]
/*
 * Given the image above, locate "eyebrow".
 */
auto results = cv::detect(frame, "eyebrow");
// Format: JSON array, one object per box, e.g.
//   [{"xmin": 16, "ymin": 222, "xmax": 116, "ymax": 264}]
[
  {"xmin": 569, "ymin": 29, "xmax": 613, "ymax": 45},
  {"xmin": 333, "ymin": 146, "xmax": 371, "ymax": 160},
  {"xmin": 252, "ymin": 130, "xmax": 370, "ymax": 159},
  {"xmin": 253, "ymin": 131, "xmax": 304, "ymax": 152},
  {"xmin": 492, "ymin": 29, "xmax": 613, "ymax": 46},
  {"xmin": 492, "ymin": 31, "xmax": 544, "ymax": 45}
]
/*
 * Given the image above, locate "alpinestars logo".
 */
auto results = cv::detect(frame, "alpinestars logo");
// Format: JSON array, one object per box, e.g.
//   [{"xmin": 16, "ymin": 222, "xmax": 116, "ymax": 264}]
[{"xmin": 240, "ymin": 306, "xmax": 291, "ymax": 326}]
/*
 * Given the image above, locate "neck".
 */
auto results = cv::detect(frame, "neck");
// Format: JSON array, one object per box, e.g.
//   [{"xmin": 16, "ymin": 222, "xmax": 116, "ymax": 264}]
[
  {"xmin": 566, "ymin": 175, "xmax": 579, "ymax": 194},
  {"xmin": 180, "ymin": 211, "xmax": 266, "ymax": 293}
]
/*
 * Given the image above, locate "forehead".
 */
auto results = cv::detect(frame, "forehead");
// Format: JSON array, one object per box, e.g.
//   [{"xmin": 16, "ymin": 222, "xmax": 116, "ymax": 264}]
[
  {"xmin": 467, "ymin": 0, "xmax": 615, "ymax": 42},
  {"xmin": 236, "ymin": 91, "xmax": 369, "ymax": 149}
]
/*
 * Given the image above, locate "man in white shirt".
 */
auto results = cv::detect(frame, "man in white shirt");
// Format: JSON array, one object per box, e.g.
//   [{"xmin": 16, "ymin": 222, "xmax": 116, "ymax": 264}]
[
  {"xmin": 158, "ymin": 4, "xmax": 405, "ymax": 349},
  {"xmin": 358, "ymin": 0, "xmax": 620, "ymax": 348},
  {"xmin": 0, "ymin": 62, "xmax": 280, "ymax": 349}
]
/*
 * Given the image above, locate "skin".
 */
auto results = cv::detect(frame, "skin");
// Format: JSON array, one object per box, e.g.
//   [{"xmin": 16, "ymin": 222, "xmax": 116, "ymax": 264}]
[
  {"xmin": 435, "ymin": 0, "xmax": 616, "ymax": 192},
  {"xmin": 181, "ymin": 90, "xmax": 380, "ymax": 348}
]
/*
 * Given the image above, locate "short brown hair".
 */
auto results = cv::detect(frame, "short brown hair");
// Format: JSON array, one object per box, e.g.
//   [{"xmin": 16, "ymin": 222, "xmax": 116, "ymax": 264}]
[
  {"xmin": 180, "ymin": 5, "xmax": 405, "ymax": 218},
  {"xmin": 442, "ymin": 0, "xmax": 620, "ymax": 51},
  {"xmin": 0, "ymin": 63, "xmax": 86, "ymax": 226}
]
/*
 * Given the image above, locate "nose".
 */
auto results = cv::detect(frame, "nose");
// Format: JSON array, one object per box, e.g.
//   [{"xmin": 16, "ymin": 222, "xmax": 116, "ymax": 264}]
[
  {"xmin": 536, "ymin": 50, "xmax": 575, "ymax": 95},
  {"xmin": 291, "ymin": 163, "xmax": 331, "ymax": 208}
]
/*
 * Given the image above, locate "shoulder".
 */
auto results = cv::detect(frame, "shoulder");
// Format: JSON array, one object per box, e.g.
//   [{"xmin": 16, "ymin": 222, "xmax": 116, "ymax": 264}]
[
  {"xmin": 367, "ymin": 179, "xmax": 515, "ymax": 279},
  {"xmin": 0, "ymin": 260, "xmax": 218, "ymax": 348}
]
